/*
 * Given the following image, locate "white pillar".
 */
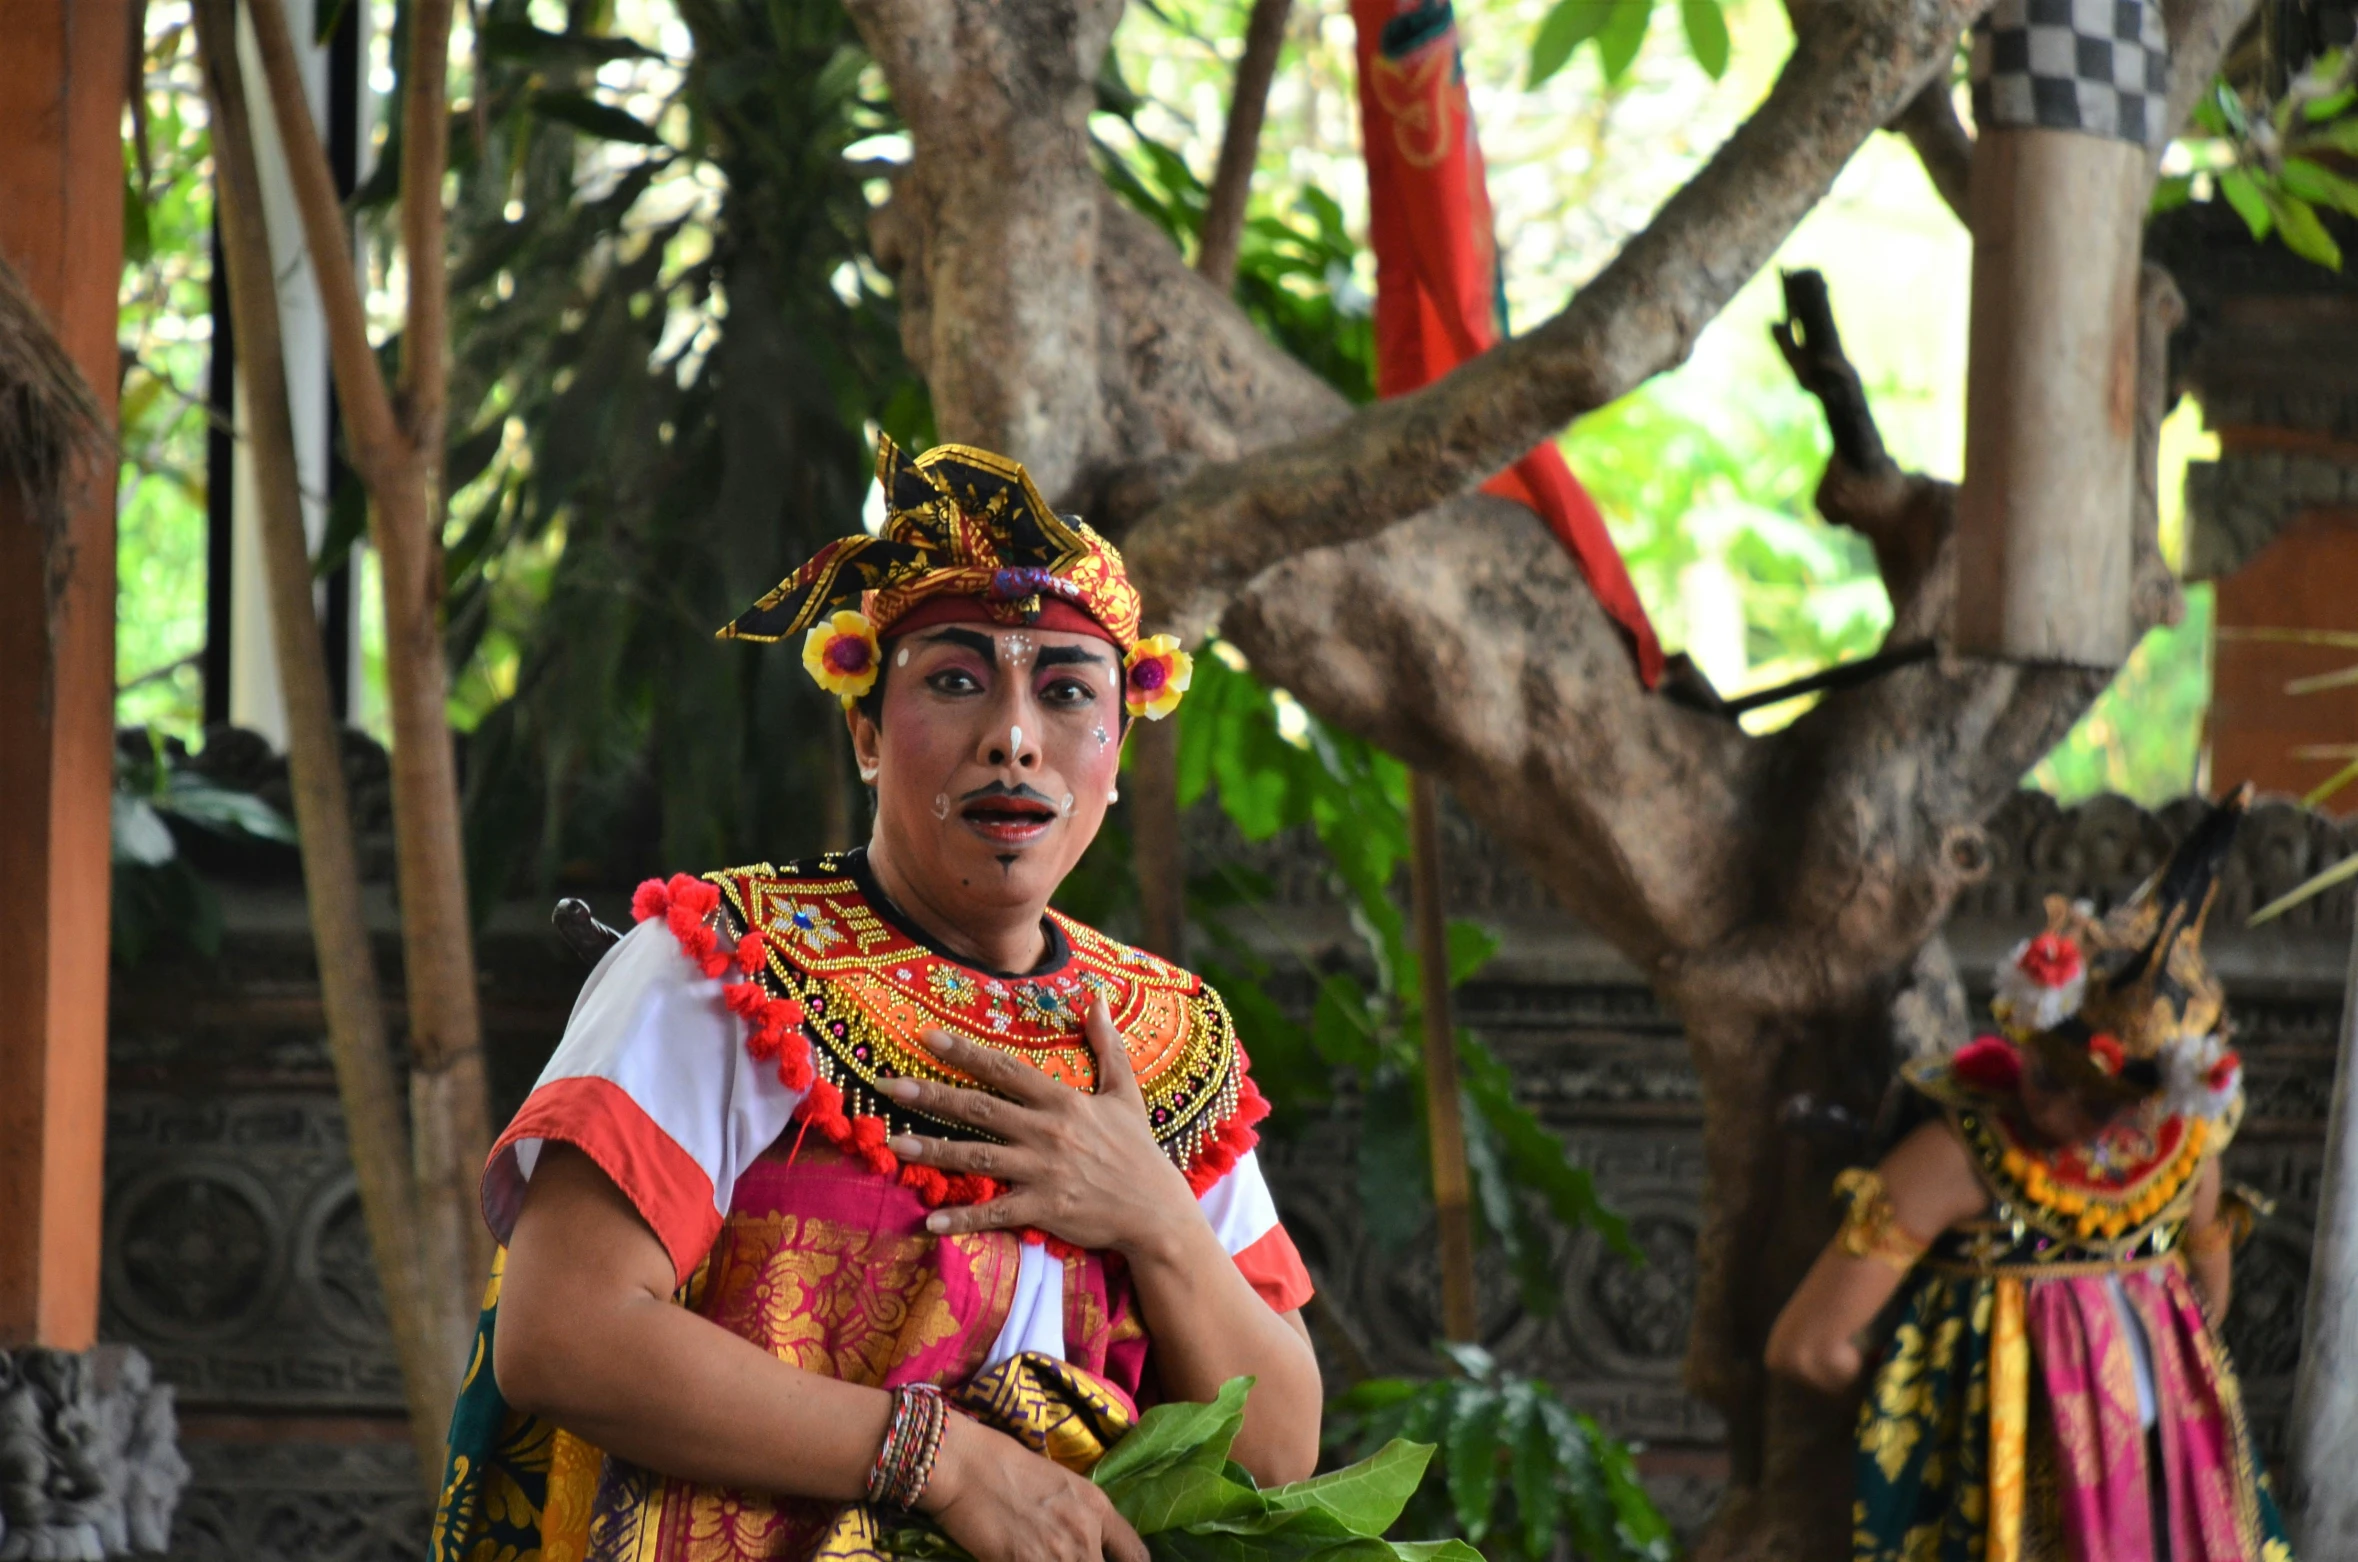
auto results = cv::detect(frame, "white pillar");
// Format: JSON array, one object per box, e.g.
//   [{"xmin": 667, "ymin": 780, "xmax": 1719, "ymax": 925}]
[{"xmin": 2291, "ymin": 918, "xmax": 2358, "ymax": 1555}]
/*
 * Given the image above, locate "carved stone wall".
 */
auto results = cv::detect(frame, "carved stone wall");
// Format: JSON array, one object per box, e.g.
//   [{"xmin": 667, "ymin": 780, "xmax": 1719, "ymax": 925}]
[{"xmin": 104, "ymin": 795, "xmax": 2358, "ymax": 1554}]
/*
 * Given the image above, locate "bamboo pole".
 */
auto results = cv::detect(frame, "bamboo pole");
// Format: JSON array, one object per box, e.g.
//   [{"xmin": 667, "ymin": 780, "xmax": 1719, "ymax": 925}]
[
  {"xmin": 242, "ymin": 0, "xmax": 494, "ymax": 1351},
  {"xmin": 192, "ymin": 0, "xmax": 447, "ymax": 1484},
  {"xmin": 1408, "ymin": 771, "xmax": 1478, "ymax": 1344}
]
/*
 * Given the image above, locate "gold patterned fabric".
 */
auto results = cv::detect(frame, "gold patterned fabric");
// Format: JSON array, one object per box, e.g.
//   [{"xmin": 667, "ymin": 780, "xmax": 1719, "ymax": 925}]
[{"xmin": 711, "ymin": 853, "xmax": 1262, "ymax": 1187}]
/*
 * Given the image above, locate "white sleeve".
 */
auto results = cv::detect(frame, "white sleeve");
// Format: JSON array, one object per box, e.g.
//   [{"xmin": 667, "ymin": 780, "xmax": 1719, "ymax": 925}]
[{"xmin": 480, "ymin": 918, "xmax": 805, "ymax": 1284}]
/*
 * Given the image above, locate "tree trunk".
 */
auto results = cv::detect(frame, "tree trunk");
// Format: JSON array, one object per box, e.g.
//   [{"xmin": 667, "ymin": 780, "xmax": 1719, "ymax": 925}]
[
  {"xmin": 191, "ymin": 0, "xmax": 451, "ymax": 1483},
  {"xmin": 241, "ymin": 0, "xmax": 491, "ymax": 1393}
]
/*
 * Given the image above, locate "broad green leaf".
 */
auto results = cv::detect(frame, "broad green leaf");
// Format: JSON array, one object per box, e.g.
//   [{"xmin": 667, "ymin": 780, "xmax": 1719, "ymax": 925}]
[
  {"xmin": 2150, "ymin": 172, "xmax": 2194, "ymax": 215},
  {"xmin": 1388, "ymin": 1545, "xmax": 1486, "ymax": 1561},
  {"xmin": 111, "ymin": 795, "xmax": 177, "ymax": 867},
  {"xmin": 2310, "ymin": 118, "xmax": 2358, "ymax": 156},
  {"xmin": 1441, "ymin": 1388, "xmax": 1503, "ymax": 1539},
  {"xmin": 1356, "ymin": 1067, "xmax": 1431, "ymax": 1254},
  {"xmin": 2219, "ymin": 168, "xmax": 2274, "ymax": 240},
  {"xmin": 1679, "ymin": 0, "xmax": 1730, "ymax": 78},
  {"xmin": 479, "ymin": 21, "xmax": 661, "ymax": 63},
  {"xmin": 1094, "ymin": 1377, "xmax": 1253, "ymax": 1490},
  {"xmin": 2271, "ymin": 190, "xmax": 2343, "ymax": 270},
  {"xmin": 1443, "ymin": 920, "xmax": 1499, "ymax": 987},
  {"xmin": 1596, "ymin": 0, "xmax": 1653, "ymax": 83},
  {"xmin": 2280, "ymin": 156, "xmax": 2358, "ymax": 219},
  {"xmin": 1529, "ymin": 0, "xmax": 1612, "ymax": 87},
  {"xmin": 1115, "ymin": 1462, "xmax": 1262, "ymax": 1534},
  {"xmin": 1458, "ymin": 1033, "xmax": 1636, "ymax": 1258},
  {"xmin": 530, "ymin": 91, "xmax": 666, "ymax": 147},
  {"xmin": 161, "ymin": 779, "xmax": 297, "ymax": 842},
  {"xmin": 1258, "ymin": 1439, "xmax": 1434, "ymax": 1536},
  {"xmin": 1505, "ymin": 1386, "xmax": 1562, "ymax": 1558},
  {"xmin": 2304, "ymin": 86, "xmax": 2358, "ymax": 121},
  {"xmin": 1593, "ymin": 1413, "xmax": 1677, "ymax": 1556},
  {"xmin": 1435, "ymin": 1341, "xmax": 1496, "ymax": 1381}
]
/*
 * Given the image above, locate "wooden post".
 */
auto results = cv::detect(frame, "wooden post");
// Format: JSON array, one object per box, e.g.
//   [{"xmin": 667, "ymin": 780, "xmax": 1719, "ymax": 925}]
[
  {"xmin": 1131, "ymin": 716, "xmax": 1188, "ymax": 962},
  {"xmin": 1408, "ymin": 772, "xmax": 1479, "ymax": 1344},
  {"xmin": 0, "ymin": 0, "xmax": 130, "ymax": 1350},
  {"xmin": 2289, "ymin": 913, "xmax": 2358, "ymax": 1548},
  {"xmin": 1951, "ymin": 0, "xmax": 2158, "ymax": 667}
]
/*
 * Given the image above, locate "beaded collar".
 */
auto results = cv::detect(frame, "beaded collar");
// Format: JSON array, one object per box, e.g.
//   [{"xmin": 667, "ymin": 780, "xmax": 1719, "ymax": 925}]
[
  {"xmin": 1903, "ymin": 1055, "xmax": 2235, "ymax": 1259},
  {"xmin": 709, "ymin": 852, "xmax": 1261, "ymax": 1193}
]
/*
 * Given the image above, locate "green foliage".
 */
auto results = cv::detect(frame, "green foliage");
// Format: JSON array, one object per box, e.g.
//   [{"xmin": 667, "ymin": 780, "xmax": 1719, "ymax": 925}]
[
  {"xmin": 1167, "ymin": 648, "xmax": 1633, "ymax": 1312},
  {"xmin": 1528, "ymin": 0, "xmax": 1732, "ymax": 88},
  {"xmin": 110, "ymin": 729, "xmax": 296, "ymax": 968},
  {"xmin": 878, "ymin": 1377, "xmax": 1482, "ymax": 1560},
  {"xmin": 116, "ymin": 13, "xmax": 218, "ymax": 742},
  {"xmin": 437, "ymin": 0, "xmax": 925, "ymax": 902},
  {"xmin": 2025, "ymin": 586, "xmax": 2213, "ymax": 806},
  {"xmin": 1328, "ymin": 1346, "xmax": 1675, "ymax": 1561},
  {"xmin": 2183, "ymin": 57, "xmax": 2358, "ymax": 271}
]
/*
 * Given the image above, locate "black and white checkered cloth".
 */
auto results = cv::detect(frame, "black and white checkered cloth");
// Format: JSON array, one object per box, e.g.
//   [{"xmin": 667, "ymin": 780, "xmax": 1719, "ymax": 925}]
[{"xmin": 1970, "ymin": 0, "xmax": 2170, "ymax": 148}]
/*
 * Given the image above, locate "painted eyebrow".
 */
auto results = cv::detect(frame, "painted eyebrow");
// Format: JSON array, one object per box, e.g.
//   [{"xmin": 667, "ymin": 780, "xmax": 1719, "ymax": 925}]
[
  {"xmin": 1036, "ymin": 645, "xmax": 1109, "ymax": 670},
  {"xmin": 919, "ymin": 627, "xmax": 998, "ymax": 659}
]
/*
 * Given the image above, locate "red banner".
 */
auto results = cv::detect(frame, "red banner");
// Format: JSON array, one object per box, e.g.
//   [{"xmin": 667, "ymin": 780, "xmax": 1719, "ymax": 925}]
[{"xmin": 1351, "ymin": 0, "xmax": 1663, "ymax": 686}]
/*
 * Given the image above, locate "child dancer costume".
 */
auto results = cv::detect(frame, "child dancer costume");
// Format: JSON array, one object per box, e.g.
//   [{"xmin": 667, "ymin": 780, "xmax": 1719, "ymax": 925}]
[
  {"xmin": 1848, "ymin": 792, "xmax": 2288, "ymax": 1562},
  {"xmin": 429, "ymin": 441, "xmax": 1310, "ymax": 1561}
]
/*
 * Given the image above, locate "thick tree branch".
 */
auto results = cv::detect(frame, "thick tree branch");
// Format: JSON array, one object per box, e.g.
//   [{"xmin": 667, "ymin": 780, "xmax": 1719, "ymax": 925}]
[
  {"xmin": 1196, "ymin": 0, "xmax": 1291, "ymax": 293},
  {"xmin": 399, "ymin": 0, "xmax": 456, "ymax": 460},
  {"xmin": 1128, "ymin": 0, "xmax": 1982, "ymax": 634},
  {"xmin": 1891, "ymin": 81, "xmax": 1972, "ymax": 221}
]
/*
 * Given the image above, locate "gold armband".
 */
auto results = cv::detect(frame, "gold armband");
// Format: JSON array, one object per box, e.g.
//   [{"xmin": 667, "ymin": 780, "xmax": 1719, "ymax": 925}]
[
  {"xmin": 2184, "ymin": 1221, "xmax": 2234, "ymax": 1258},
  {"xmin": 1834, "ymin": 1168, "xmax": 1930, "ymax": 1272}
]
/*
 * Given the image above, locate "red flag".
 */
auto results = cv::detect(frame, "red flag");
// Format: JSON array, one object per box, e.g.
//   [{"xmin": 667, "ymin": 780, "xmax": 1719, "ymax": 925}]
[{"xmin": 1351, "ymin": 0, "xmax": 1663, "ymax": 686}]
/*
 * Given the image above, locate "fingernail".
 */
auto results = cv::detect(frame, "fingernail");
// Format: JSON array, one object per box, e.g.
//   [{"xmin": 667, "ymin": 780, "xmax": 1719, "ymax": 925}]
[
  {"xmin": 918, "ymin": 1030, "xmax": 950, "ymax": 1052},
  {"xmin": 885, "ymin": 1078, "xmax": 920, "ymax": 1102},
  {"xmin": 926, "ymin": 1212, "xmax": 951, "ymax": 1234},
  {"xmin": 889, "ymin": 1135, "xmax": 924, "ymax": 1158}
]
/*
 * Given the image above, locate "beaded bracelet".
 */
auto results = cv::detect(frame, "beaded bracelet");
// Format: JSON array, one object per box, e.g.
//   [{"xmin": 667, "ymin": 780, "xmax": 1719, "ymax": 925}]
[{"xmin": 866, "ymin": 1383, "xmax": 948, "ymax": 1511}]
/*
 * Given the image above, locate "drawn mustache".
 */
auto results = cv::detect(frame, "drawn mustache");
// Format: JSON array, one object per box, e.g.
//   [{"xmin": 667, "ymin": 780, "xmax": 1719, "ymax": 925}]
[{"xmin": 956, "ymin": 780, "xmax": 1059, "ymax": 808}]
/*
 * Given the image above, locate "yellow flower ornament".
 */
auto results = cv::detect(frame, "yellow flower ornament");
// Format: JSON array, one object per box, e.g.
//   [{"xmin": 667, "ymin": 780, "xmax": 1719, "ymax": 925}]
[
  {"xmin": 803, "ymin": 610, "xmax": 881, "ymax": 705},
  {"xmin": 1124, "ymin": 635, "xmax": 1193, "ymax": 721}
]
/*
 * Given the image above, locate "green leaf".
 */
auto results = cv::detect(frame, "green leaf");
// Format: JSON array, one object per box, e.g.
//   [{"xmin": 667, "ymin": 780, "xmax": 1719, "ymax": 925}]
[
  {"xmin": 1528, "ymin": 0, "xmax": 1612, "ymax": 86},
  {"xmin": 1678, "ymin": 0, "xmax": 1730, "ymax": 78},
  {"xmin": 111, "ymin": 794, "xmax": 178, "ymax": 867},
  {"xmin": 1116, "ymin": 1463, "xmax": 1263, "ymax": 1535},
  {"xmin": 122, "ymin": 164, "xmax": 152, "ymax": 267},
  {"xmin": 1257, "ymin": 1439, "xmax": 1434, "ymax": 1536},
  {"xmin": 1458, "ymin": 1033, "xmax": 1636, "ymax": 1258},
  {"xmin": 161, "ymin": 778, "xmax": 298, "ymax": 843},
  {"xmin": 1596, "ymin": 0, "xmax": 1653, "ymax": 83},
  {"xmin": 480, "ymin": 21, "xmax": 661, "ymax": 64},
  {"xmin": 1387, "ymin": 1544, "xmax": 1485, "ymax": 1561},
  {"xmin": 2150, "ymin": 172, "xmax": 2195, "ymax": 215},
  {"xmin": 1505, "ymin": 1386, "xmax": 1562, "ymax": 1558},
  {"xmin": 2219, "ymin": 168, "xmax": 2275, "ymax": 240},
  {"xmin": 1442, "ymin": 1388, "xmax": 1503, "ymax": 1540},
  {"xmin": 1443, "ymin": 920, "xmax": 1499, "ymax": 987},
  {"xmin": 2271, "ymin": 190, "xmax": 2344, "ymax": 270},
  {"xmin": 1094, "ymin": 1377, "xmax": 1253, "ymax": 1492},
  {"xmin": 2309, "ymin": 118, "xmax": 2358, "ymax": 156},
  {"xmin": 1357, "ymin": 1066, "xmax": 1432, "ymax": 1254},
  {"xmin": 529, "ymin": 91, "xmax": 666, "ymax": 146},
  {"xmin": 2281, "ymin": 156, "xmax": 2358, "ymax": 219}
]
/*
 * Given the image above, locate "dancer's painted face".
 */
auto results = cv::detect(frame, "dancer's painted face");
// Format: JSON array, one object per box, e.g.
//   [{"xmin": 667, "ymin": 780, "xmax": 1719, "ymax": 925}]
[{"xmin": 849, "ymin": 623, "xmax": 1124, "ymax": 919}]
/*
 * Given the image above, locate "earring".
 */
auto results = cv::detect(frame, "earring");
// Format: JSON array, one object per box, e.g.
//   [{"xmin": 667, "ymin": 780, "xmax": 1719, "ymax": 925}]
[
  {"xmin": 858, "ymin": 762, "xmax": 880, "ymax": 783},
  {"xmin": 1107, "ymin": 787, "xmax": 1120, "ymax": 804}
]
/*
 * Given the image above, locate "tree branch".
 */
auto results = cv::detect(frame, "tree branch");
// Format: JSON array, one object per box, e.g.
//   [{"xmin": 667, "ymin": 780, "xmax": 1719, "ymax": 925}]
[
  {"xmin": 1196, "ymin": 0, "xmax": 1291, "ymax": 293},
  {"xmin": 1890, "ymin": 81, "xmax": 1971, "ymax": 222},
  {"xmin": 1127, "ymin": 0, "xmax": 1982, "ymax": 635},
  {"xmin": 399, "ymin": 0, "xmax": 456, "ymax": 460}
]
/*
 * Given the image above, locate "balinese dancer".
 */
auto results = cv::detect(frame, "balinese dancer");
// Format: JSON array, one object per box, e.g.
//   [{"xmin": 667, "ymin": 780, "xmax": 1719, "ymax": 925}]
[
  {"xmin": 431, "ymin": 440, "xmax": 1319, "ymax": 1562},
  {"xmin": 1768, "ymin": 787, "xmax": 2290, "ymax": 1561}
]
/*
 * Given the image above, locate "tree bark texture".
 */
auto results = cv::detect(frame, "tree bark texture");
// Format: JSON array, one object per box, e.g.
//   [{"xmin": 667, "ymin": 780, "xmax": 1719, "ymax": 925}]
[
  {"xmin": 843, "ymin": 0, "xmax": 2242, "ymax": 1548},
  {"xmin": 192, "ymin": 0, "xmax": 450, "ymax": 1483},
  {"xmin": 243, "ymin": 0, "xmax": 491, "ymax": 1389},
  {"xmin": 1194, "ymin": 0, "xmax": 1292, "ymax": 293}
]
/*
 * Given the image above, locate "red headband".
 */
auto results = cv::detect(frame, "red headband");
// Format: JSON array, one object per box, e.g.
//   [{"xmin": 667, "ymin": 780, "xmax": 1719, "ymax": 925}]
[{"xmin": 881, "ymin": 595, "xmax": 1120, "ymax": 647}]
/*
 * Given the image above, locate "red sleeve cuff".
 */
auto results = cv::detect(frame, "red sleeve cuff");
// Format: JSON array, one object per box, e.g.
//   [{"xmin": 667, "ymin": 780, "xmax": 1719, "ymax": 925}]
[
  {"xmin": 484, "ymin": 1075, "xmax": 722, "ymax": 1288},
  {"xmin": 1231, "ymin": 1222, "xmax": 1314, "ymax": 1314}
]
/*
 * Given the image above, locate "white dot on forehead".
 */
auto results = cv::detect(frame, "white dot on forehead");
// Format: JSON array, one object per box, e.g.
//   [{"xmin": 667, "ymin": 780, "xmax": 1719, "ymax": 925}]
[
  {"xmin": 895, "ymin": 647, "xmax": 910, "ymax": 668},
  {"xmin": 1000, "ymin": 633, "xmax": 1037, "ymax": 668}
]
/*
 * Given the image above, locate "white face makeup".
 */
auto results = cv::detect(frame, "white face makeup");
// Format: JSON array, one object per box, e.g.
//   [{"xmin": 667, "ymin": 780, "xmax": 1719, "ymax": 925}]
[{"xmin": 851, "ymin": 621, "xmax": 1128, "ymax": 918}]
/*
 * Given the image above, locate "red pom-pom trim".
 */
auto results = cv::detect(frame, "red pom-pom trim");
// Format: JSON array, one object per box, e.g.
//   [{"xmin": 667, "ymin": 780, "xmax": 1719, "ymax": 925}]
[
  {"xmin": 2206, "ymin": 1050, "xmax": 2242, "ymax": 1091},
  {"xmin": 2089, "ymin": 1032, "xmax": 2126, "ymax": 1076},
  {"xmin": 734, "ymin": 929, "xmax": 769, "ymax": 974},
  {"xmin": 1953, "ymin": 1035, "xmax": 2022, "ymax": 1093},
  {"xmin": 2017, "ymin": 932, "xmax": 2083, "ymax": 990},
  {"xmin": 1183, "ymin": 1069, "xmax": 1270, "ymax": 1196},
  {"xmin": 631, "ymin": 878, "xmax": 671, "ymax": 923}
]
